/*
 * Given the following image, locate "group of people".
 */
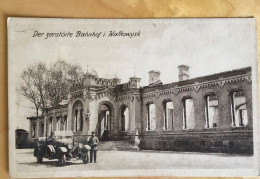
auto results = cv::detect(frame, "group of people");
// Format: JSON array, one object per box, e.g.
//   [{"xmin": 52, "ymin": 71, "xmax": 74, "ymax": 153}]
[{"xmin": 88, "ymin": 132, "xmax": 99, "ymax": 163}]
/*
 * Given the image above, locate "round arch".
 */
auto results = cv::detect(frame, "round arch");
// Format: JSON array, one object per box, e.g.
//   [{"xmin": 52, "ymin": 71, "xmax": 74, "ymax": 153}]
[
  {"xmin": 97, "ymin": 101, "xmax": 115, "ymax": 141},
  {"xmin": 98, "ymin": 101, "xmax": 114, "ymax": 112},
  {"xmin": 72, "ymin": 100, "xmax": 84, "ymax": 132}
]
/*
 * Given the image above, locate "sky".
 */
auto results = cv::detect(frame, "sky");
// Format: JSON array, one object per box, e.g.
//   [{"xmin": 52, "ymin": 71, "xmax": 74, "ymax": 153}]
[{"xmin": 8, "ymin": 18, "xmax": 257, "ymax": 131}]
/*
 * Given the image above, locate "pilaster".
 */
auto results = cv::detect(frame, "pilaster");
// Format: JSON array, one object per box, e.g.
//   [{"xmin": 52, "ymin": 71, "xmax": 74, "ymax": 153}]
[
  {"xmin": 172, "ymin": 97, "xmax": 183, "ymax": 131},
  {"xmin": 217, "ymin": 90, "xmax": 232, "ymax": 129},
  {"xmin": 154, "ymin": 100, "xmax": 164, "ymax": 132},
  {"xmin": 193, "ymin": 93, "xmax": 206, "ymax": 130}
]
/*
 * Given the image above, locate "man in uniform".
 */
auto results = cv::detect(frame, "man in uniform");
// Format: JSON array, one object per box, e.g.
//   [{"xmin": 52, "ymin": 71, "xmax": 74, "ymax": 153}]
[{"xmin": 88, "ymin": 131, "xmax": 99, "ymax": 163}]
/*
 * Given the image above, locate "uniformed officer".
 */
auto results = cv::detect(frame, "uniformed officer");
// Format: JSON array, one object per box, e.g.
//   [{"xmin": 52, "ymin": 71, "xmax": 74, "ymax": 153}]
[{"xmin": 88, "ymin": 131, "xmax": 99, "ymax": 163}]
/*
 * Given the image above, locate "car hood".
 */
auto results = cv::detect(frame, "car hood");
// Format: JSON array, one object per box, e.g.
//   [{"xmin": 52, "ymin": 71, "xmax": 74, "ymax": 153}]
[{"xmin": 56, "ymin": 138, "xmax": 73, "ymax": 145}]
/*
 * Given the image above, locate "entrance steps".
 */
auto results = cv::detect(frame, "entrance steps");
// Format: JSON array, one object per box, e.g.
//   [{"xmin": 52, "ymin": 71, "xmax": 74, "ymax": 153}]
[{"xmin": 97, "ymin": 140, "xmax": 138, "ymax": 151}]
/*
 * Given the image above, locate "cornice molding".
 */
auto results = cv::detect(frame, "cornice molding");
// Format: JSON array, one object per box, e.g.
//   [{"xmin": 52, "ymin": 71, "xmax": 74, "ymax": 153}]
[
  {"xmin": 143, "ymin": 75, "xmax": 251, "ymax": 99},
  {"xmin": 116, "ymin": 94, "xmax": 141, "ymax": 102}
]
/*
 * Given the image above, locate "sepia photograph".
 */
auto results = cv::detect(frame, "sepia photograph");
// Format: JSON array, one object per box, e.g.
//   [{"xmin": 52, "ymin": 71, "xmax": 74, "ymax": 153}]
[{"xmin": 8, "ymin": 18, "xmax": 258, "ymax": 178}]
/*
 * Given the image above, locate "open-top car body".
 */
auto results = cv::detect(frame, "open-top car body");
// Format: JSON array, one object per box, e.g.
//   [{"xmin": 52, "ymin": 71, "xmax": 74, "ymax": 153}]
[{"xmin": 34, "ymin": 130, "xmax": 91, "ymax": 166}]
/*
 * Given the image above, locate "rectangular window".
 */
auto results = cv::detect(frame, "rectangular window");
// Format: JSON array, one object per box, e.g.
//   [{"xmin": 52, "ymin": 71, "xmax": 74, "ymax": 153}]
[
  {"xmin": 231, "ymin": 91, "xmax": 248, "ymax": 127},
  {"xmin": 147, "ymin": 103, "xmax": 156, "ymax": 130},
  {"xmin": 205, "ymin": 95, "xmax": 219, "ymax": 128},
  {"xmin": 164, "ymin": 101, "xmax": 174, "ymax": 130},
  {"xmin": 183, "ymin": 98, "xmax": 195, "ymax": 129}
]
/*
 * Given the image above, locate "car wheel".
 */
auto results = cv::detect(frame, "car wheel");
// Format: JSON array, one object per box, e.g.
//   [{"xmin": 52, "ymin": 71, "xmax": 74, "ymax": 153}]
[
  {"xmin": 82, "ymin": 153, "xmax": 89, "ymax": 164},
  {"xmin": 58, "ymin": 154, "xmax": 66, "ymax": 166},
  {"xmin": 37, "ymin": 156, "xmax": 43, "ymax": 163}
]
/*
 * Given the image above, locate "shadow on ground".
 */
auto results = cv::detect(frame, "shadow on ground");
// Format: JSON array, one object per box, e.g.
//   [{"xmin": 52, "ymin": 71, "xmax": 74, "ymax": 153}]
[{"xmin": 18, "ymin": 160, "xmax": 85, "ymax": 168}]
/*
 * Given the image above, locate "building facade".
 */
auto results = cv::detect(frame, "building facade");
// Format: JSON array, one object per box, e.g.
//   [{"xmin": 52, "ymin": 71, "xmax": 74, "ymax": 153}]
[{"xmin": 28, "ymin": 65, "xmax": 253, "ymax": 154}]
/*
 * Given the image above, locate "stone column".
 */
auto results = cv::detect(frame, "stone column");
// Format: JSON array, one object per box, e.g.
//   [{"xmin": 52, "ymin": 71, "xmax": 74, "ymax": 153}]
[
  {"xmin": 217, "ymin": 90, "xmax": 232, "ymax": 129},
  {"xmin": 83, "ymin": 89, "xmax": 89, "ymax": 134},
  {"xmin": 129, "ymin": 97, "xmax": 136, "ymax": 133},
  {"xmin": 67, "ymin": 94, "xmax": 73, "ymax": 131}
]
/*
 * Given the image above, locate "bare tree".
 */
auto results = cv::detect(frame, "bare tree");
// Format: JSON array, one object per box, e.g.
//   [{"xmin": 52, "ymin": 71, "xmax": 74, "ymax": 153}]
[
  {"xmin": 20, "ymin": 63, "xmax": 48, "ymax": 116},
  {"xmin": 20, "ymin": 59, "xmax": 83, "ymax": 116},
  {"xmin": 46, "ymin": 59, "xmax": 83, "ymax": 106}
]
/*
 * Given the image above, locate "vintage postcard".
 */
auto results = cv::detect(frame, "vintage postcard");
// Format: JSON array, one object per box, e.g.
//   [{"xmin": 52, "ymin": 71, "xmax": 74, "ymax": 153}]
[{"xmin": 8, "ymin": 18, "xmax": 259, "ymax": 178}]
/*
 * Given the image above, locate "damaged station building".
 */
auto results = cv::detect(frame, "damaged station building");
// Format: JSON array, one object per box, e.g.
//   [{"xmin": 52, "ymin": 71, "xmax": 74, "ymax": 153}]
[{"xmin": 28, "ymin": 65, "xmax": 253, "ymax": 154}]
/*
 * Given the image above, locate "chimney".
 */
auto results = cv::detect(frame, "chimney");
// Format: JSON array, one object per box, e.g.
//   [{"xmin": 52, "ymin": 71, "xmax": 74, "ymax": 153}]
[
  {"xmin": 178, "ymin": 65, "xmax": 190, "ymax": 81},
  {"xmin": 148, "ymin": 70, "xmax": 161, "ymax": 85}
]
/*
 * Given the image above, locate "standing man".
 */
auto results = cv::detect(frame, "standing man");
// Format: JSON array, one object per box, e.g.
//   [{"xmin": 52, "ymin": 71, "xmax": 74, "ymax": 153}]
[{"xmin": 88, "ymin": 131, "xmax": 99, "ymax": 163}]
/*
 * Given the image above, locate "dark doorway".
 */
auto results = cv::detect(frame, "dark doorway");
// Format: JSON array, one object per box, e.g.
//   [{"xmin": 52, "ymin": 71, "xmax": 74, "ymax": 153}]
[{"xmin": 98, "ymin": 103, "xmax": 113, "ymax": 141}]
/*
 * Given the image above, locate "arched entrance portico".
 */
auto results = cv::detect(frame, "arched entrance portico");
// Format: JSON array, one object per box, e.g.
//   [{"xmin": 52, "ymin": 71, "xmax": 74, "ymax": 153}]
[{"xmin": 97, "ymin": 101, "xmax": 114, "ymax": 141}]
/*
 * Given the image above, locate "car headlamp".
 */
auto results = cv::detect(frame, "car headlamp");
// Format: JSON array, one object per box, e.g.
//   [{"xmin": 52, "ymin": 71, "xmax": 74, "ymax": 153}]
[{"xmin": 68, "ymin": 144, "xmax": 73, "ymax": 149}]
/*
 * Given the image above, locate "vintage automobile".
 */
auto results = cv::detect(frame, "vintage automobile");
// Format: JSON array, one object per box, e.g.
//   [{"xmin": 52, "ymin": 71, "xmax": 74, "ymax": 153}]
[{"xmin": 34, "ymin": 130, "xmax": 91, "ymax": 166}]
